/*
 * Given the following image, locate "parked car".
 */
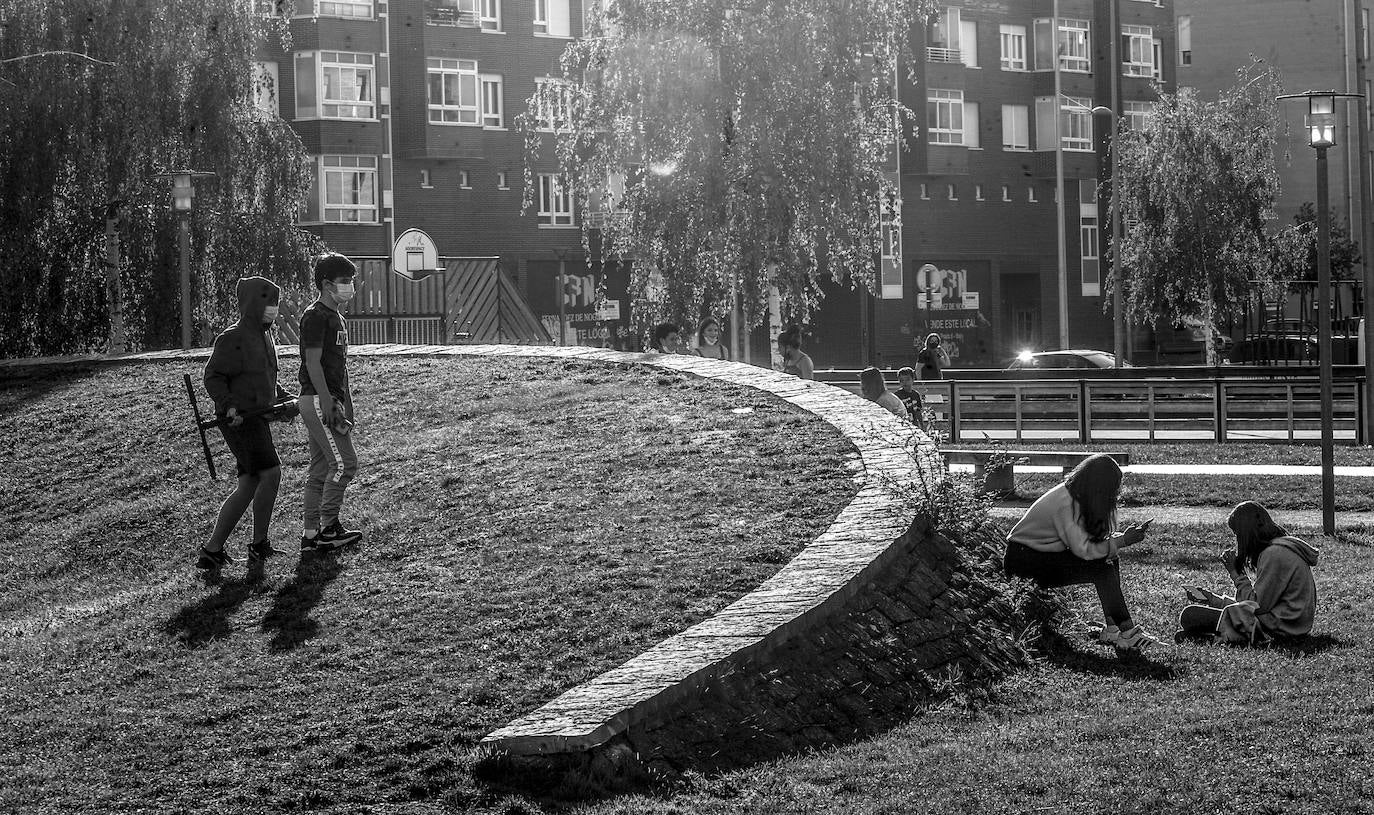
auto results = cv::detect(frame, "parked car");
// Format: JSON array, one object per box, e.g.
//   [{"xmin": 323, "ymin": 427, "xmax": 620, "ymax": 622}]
[{"xmin": 1005, "ymin": 349, "xmax": 1133, "ymax": 370}]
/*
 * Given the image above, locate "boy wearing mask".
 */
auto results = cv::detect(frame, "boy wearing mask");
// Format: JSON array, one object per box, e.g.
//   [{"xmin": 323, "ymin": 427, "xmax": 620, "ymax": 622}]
[
  {"xmin": 199, "ymin": 276, "xmax": 295, "ymax": 571},
  {"xmin": 298, "ymin": 253, "xmax": 365, "ymax": 553}
]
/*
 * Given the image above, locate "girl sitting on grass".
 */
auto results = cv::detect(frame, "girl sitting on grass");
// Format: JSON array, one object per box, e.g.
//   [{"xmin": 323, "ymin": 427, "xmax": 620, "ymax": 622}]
[
  {"xmin": 1004, "ymin": 454, "xmax": 1157, "ymax": 652},
  {"xmin": 1177, "ymin": 501, "xmax": 1319, "ymax": 646}
]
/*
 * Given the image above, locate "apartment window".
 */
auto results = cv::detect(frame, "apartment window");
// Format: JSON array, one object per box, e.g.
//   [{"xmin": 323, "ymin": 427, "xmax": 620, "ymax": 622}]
[
  {"xmin": 1028, "ymin": 186, "xmax": 1038, "ymax": 203},
  {"xmin": 534, "ymin": 0, "xmax": 571, "ymax": 36},
  {"xmin": 420, "ymin": 169, "xmax": 432, "ymax": 188},
  {"xmin": 253, "ymin": 61, "xmax": 279, "ymax": 116},
  {"xmin": 1081, "ymin": 215, "xmax": 1101, "ymax": 291},
  {"xmin": 1124, "ymin": 100, "xmax": 1152, "ymax": 131},
  {"xmin": 481, "ymin": 74, "xmax": 504, "ymax": 127},
  {"xmin": 1001, "ymin": 104, "xmax": 1029, "ymax": 150},
  {"xmin": 927, "ymin": 89, "xmax": 964, "ymax": 145},
  {"xmin": 928, "ymin": 7, "xmax": 962, "ymax": 62},
  {"xmin": 999, "ymin": 24, "xmax": 1027, "ymax": 70},
  {"xmin": 960, "ymin": 19, "xmax": 979, "ymax": 67},
  {"xmin": 481, "ymin": 0, "xmax": 501, "ymax": 30},
  {"xmin": 1034, "ymin": 18, "xmax": 1090, "ymax": 73},
  {"xmin": 534, "ymin": 77, "xmax": 574, "ymax": 130},
  {"xmin": 1122, "ymin": 25, "xmax": 1154, "ymax": 77},
  {"xmin": 295, "ymin": 51, "xmax": 375, "ymax": 120},
  {"xmin": 1152, "ymin": 38, "xmax": 1163, "ymax": 80},
  {"xmin": 459, "ymin": 170, "xmax": 471, "ymax": 188},
  {"xmin": 964, "ymin": 102, "xmax": 980, "ymax": 147},
  {"xmin": 1001, "ymin": 185, "xmax": 1011, "ymax": 202},
  {"xmin": 919, "ymin": 183, "xmax": 930, "ymax": 200},
  {"xmin": 427, "ymin": 58, "xmax": 479, "ymax": 124},
  {"xmin": 426, "ymin": 0, "xmax": 481, "ymax": 27},
  {"xmin": 537, "ymin": 173, "xmax": 574, "ymax": 226},
  {"xmin": 1035, "ymin": 95, "xmax": 1093, "ymax": 151},
  {"xmin": 316, "ymin": 0, "xmax": 372, "ymax": 18},
  {"xmin": 1177, "ymin": 16, "xmax": 1192, "ymax": 65},
  {"xmin": 975, "ymin": 184, "xmax": 985, "ymax": 201},
  {"xmin": 497, "ymin": 171, "xmax": 509, "ymax": 189},
  {"xmin": 314, "ymin": 155, "xmax": 378, "ymax": 223}
]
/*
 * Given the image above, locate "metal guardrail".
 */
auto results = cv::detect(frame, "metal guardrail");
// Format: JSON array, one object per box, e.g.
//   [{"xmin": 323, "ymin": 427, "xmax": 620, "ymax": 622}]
[
  {"xmin": 926, "ymin": 47, "xmax": 963, "ymax": 63},
  {"xmin": 824, "ymin": 375, "xmax": 1366, "ymax": 445}
]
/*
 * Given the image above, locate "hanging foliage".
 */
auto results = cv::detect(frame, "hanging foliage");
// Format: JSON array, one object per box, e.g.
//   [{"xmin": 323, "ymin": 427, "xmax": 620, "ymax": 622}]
[
  {"xmin": 518, "ymin": 0, "xmax": 931, "ymax": 335},
  {"xmin": 1269, "ymin": 202, "xmax": 1361, "ymax": 282},
  {"xmin": 1113, "ymin": 59, "xmax": 1284, "ymax": 363},
  {"xmin": 0, "ymin": 0, "xmax": 324, "ymax": 357}
]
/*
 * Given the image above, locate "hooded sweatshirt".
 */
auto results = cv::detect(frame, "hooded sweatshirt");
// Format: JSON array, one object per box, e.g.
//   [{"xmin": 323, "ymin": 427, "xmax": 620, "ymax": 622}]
[
  {"xmin": 203, "ymin": 277, "xmax": 288, "ymax": 417},
  {"xmin": 1234, "ymin": 536, "xmax": 1320, "ymax": 637}
]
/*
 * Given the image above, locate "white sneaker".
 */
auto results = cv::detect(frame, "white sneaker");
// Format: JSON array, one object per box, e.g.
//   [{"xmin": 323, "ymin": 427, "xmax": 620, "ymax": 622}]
[{"xmin": 1099, "ymin": 624, "xmax": 1158, "ymax": 652}]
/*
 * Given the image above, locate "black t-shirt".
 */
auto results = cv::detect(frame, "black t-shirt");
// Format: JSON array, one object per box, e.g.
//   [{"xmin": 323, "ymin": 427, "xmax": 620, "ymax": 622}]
[
  {"xmin": 892, "ymin": 386, "xmax": 924, "ymax": 422},
  {"xmin": 298, "ymin": 302, "xmax": 350, "ymax": 400},
  {"xmin": 917, "ymin": 348, "xmax": 942, "ymax": 380}
]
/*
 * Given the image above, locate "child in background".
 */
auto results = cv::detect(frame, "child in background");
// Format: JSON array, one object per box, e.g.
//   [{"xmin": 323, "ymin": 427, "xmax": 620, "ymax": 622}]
[{"xmin": 892, "ymin": 366, "xmax": 927, "ymax": 430}]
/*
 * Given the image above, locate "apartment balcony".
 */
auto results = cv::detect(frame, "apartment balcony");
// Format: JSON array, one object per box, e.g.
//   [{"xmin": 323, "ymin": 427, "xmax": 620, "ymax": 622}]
[
  {"xmin": 926, "ymin": 46, "xmax": 963, "ymax": 64},
  {"xmin": 425, "ymin": 0, "xmax": 480, "ymax": 27}
]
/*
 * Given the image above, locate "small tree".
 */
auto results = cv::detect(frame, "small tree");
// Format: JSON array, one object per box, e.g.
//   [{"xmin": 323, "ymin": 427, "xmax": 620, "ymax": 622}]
[
  {"xmin": 521, "ymin": 0, "xmax": 931, "ymax": 337},
  {"xmin": 1113, "ymin": 60, "xmax": 1284, "ymax": 364},
  {"xmin": 0, "ymin": 1, "xmax": 323, "ymax": 357},
  {"xmin": 1269, "ymin": 202, "xmax": 1361, "ymax": 281}
]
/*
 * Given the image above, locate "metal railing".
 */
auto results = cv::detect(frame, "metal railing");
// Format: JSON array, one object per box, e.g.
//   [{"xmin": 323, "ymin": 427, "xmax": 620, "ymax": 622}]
[{"xmin": 926, "ymin": 47, "xmax": 963, "ymax": 63}]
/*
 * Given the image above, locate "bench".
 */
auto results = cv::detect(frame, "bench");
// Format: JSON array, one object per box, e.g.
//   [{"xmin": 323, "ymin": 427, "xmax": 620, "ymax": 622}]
[{"xmin": 940, "ymin": 449, "xmax": 1131, "ymax": 495}]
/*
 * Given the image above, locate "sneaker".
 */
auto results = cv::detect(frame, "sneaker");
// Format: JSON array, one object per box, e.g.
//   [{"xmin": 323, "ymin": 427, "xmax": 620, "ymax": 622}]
[
  {"xmin": 195, "ymin": 546, "xmax": 234, "ymax": 571},
  {"xmin": 316, "ymin": 520, "xmax": 363, "ymax": 550},
  {"xmin": 247, "ymin": 539, "xmax": 277, "ymax": 563},
  {"xmin": 1099, "ymin": 624, "xmax": 1158, "ymax": 652}
]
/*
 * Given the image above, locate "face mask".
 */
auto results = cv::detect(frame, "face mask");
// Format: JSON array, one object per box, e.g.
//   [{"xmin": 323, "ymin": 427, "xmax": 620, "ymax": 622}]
[
  {"xmin": 331, "ymin": 282, "xmax": 356, "ymax": 303},
  {"xmin": 262, "ymin": 305, "xmax": 279, "ymax": 324}
]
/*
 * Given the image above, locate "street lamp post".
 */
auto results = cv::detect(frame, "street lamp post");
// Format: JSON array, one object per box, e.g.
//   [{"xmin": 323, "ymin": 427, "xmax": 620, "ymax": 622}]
[
  {"xmin": 155, "ymin": 170, "xmax": 215, "ymax": 350},
  {"xmin": 1278, "ymin": 91, "xmax": 1363, "ymax": 535},
  {"xmin": 1092, "ymin": 105, "xmax": 1125, "ymax": 367}
]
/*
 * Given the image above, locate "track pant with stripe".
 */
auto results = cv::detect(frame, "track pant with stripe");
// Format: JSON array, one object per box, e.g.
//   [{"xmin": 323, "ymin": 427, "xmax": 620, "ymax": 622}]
[{"xmin": 300, "ymin": 393, "xmax": 359, "ymax": 531}]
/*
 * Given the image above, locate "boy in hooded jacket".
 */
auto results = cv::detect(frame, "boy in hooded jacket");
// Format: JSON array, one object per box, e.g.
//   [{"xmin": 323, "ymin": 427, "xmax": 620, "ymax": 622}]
[{"xmin": 199, "ymin": 276, "xmax": 296, "ymax": 571}]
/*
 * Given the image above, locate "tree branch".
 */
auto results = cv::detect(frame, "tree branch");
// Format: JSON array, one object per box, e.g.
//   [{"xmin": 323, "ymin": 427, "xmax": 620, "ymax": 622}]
[{"xmin": 0, "ymin": 50, "xmax": 115, "ymax": 68}]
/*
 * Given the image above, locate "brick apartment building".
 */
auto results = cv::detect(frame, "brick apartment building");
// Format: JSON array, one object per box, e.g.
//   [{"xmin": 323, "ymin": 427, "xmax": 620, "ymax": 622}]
[{"xmin": 256, "ymin": 0, "xmax": 1176, "ymax": 367}]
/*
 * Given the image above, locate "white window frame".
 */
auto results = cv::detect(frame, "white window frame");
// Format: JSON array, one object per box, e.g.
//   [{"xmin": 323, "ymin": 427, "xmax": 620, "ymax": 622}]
[
  {"xmin": 1001, "ymin": 103, "xmax": 1029, "ymax": 150},
  {"xmin": 1036, "ymin": 95, "xmax": 1093, "ymax": 152},
  {"xmin": 497, "ymin": 171, "xmax": 510, "ymax": 189},
  {"xmin": 1178, "ymin": 15, "xmax": 1192, "ymax": 66},
  {"xmin": 481, "ymin": 74, "xmax": 504, "ymax": 128},
  {"xmin": 975, "ymin": 183, "xmax": 985, "ymax": 201},
  {"xmin": 927, "ymin": 89, "xmax": 965, "ymax": 145},
  {"xmin": 999, "ymin": 24, "xmax": 1027, "ymax": 71},
  {"xmin": 1001, "ymin": 185, "xmax": 1012, "ymax": 202},
  {"xmin": 1152, "ymin": 38, "xmax": 1164, "ymax": 80},
  {"xmin": 959, "ymin": 19, "xmax": 979, "ymax": 67},
  {"xmin": 537, "ymin": 173, "xmax": 575, "ymax": 226},
  {"xmin": 295, "ymin": 51, "xmax": 376, "ymax": 120},
  {"xmin": 919, "ymin": 183, "xmax": 930, "ymax": 200},
  {"xmin": 947, "ymin": 183, "xmax": 958, "ymax": 201},
  {"xmin": 534, "ymin": 77, "xmax": 574, "ymax": 131},
  {"xmin": 481, "ymin": 0, "xmax": 501, "ymax": 30},
  {"xmin": 1124, "ymin": 100, "xmax": 1152, "ymax": 131},
  {"xmin": 1081, "ymin": 214, "xmax": 1100, "ymax": 293},
  {"xmin": 1122, "ymin": 25, "xmax": 1154, "ymax": 77},
  {"xmin": 1028, "ymin": 186, "xmax": 1038, "ymax": 203},
  {"xmin": 427, "ymin": 58, "xmax": 480, "ymax": 125},
  {"xmin": 254, "ymin": 61, "xmax": 279, "ymax": 117},
  {"xmin": 1035, "ymin": 18, "xmax": 1090, "ymax": 73},
  {"xmin": 319, "ymin": 155, "xmax": 378, "ymax": 224},
  {"xmin": 427, "ymin": 0, "xmax": 481, "ymax": 27},
  {"xmin": 308, "ymin": 0, "xmax": 373, "ymax": 19},
  {"xmin": 459, "ymin": 170, "xmax": 471, "ymax": 189},
  {"xmin": 420, "ymin": 169, "xmax": 433, "ymax": 188},
  {"xmin": 534, "ymin": 0, "xmax": 570, "ymax": 37}
]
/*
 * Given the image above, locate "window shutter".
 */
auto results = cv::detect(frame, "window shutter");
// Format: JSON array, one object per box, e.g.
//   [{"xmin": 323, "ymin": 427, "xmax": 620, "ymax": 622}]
[
  {"xmin": 549, "ymin": 0, "xmax": 571, "ymax": 36},
  {"xmin": 295, "ymin": 51, "xmax": 318, "ymax": 118}
]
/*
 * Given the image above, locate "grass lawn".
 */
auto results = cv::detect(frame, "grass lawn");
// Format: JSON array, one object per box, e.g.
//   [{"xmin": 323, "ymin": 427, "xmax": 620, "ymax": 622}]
[
  {"xmin": 948, "ymin": 440, "xmax": 1374, "ymax": 511},
  {"xmin": 0, "ymin": 356, "xmax": 857, "ymax": 814},
  {"xmin": 574, "ymin": 520, "xmax": 1374, "ymax": 815}
]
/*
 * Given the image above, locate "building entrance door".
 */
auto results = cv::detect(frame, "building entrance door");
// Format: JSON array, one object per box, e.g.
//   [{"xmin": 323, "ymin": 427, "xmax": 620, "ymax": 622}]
[{"xmin": 1001, "ymin": 273, "xmax": 1042, "ymax": 355}]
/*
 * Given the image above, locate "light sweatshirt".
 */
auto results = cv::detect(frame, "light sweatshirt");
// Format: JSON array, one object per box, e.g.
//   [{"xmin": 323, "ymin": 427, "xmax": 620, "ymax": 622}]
[
  {"xmin": 1232, "ymin": 536, "xmax": 1320, "ymax": 636},
  {"xmin": 1006, "ymin": 482, "xmax": 1120, "ymax": 561},
  {"xmin": 873, "ymin": 391, "xmax": 908, "ymax": 418}
]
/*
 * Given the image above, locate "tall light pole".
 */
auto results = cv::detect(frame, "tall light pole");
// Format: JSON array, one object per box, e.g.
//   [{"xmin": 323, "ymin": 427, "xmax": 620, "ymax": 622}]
[
  {"xmin": 1092, "ymin": 105, "xmax": 1125, "ymax": 367},
  {"xmin": 155, "ymin": 170, "xmax": 215, "ymax": 350},
  {"xmin": 1052, "ymin": 0, "xmax": 1069, "ymax": 349},
  {"xmin": 1279, "ymin": 91, "xmax": 1363, "ymax": 534}
]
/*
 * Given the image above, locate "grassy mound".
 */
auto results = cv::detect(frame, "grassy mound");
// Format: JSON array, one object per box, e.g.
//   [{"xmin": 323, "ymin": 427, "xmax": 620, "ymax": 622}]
[{"xmin": 0, "ymin": 356, "xmax": 857, "ymax": 814}]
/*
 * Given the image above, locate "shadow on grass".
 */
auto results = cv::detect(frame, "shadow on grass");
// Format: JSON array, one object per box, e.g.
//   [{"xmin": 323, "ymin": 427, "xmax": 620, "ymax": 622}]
[
  {"xmin": 0, "ymin": 363, "xmax": 104, "ymax": 421},
  {"xmin": 260, "ymin": 553, "xmax": 345, "ymax": 652},
  {"xmin": 1036, "ymin": 627, "xmax": 1183, "ymax": 682},
  {"xmin": 162, "ymin": 561, "xmax": 267, "ymax": 648}
]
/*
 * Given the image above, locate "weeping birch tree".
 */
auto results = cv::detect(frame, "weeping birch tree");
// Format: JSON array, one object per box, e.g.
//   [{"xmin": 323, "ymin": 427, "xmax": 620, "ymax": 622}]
[
  {"xmin": 521, "ymin": 0, "xmax": 931, "ymax": 335},
  {"xmin": 1113, "ymin": 60, "xmax": 1284, "ymax": 364},
  {"xmin": 0, "ymin": 0, "xmax": 322, "ymax": 357}
]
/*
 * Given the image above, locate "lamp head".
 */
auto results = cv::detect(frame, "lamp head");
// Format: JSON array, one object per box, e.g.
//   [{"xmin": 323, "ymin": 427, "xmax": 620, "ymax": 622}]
[
  {"xmin": 1307, "ymin": 95, "xmax": 1337, "ymax": 148},
  {"xmin": 171, "ymin": 173, "xmax": 195, "ymax": 212}
]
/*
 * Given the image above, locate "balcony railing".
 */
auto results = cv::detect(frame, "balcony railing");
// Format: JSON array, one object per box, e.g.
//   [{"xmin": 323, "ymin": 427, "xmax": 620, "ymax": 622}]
[
  {"xmin": 926, "ymin": 47, "xmax": 963, "ymax": 64},
  {"xmin": 425, "ymin": 0, "xmax": 478, "ymax": 26}
]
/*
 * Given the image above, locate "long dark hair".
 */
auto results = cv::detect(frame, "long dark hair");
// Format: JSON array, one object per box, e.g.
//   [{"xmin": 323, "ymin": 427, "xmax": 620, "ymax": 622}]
[
  {"xmin": 1227, "ymin": 501, "xmax": 1288, "ymax": 572},
  {"xmin": 650, "ymin": 322, "xmax": 679, "ymax": 351},
  {"xmin": 859, "ymin": 367, "xmax": 888, "ymax": 401},
  {"xmin": 1064, "ymin": 454, "xmax": 1123, "ymax": 541}
]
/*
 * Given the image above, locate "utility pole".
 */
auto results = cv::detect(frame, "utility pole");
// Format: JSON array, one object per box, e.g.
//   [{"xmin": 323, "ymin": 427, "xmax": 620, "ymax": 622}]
[
  {"xmin": 1318, "ymin": 146, "xmax": 1337, "ymax": 534},
  {"xmin": 1109, "ymin": 0, "xmax": 1124, "ymax": 365},
  {"xmin": 1053, "ymin": 0, "xmax": 1069, "ymax": 349},
  {"xmin": 1355, "ymin": 2, "xmax": 1374, "ymax": 444}
]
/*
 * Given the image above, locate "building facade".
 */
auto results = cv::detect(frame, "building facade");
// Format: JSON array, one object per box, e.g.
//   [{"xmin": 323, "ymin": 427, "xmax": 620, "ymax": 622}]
[
  {"xmin": 257, "ymin": 0, "xmax": 1177, "ymax": 367},
  {"xmin": 811, "ymin": 0, "xmax": 1177, "ymax": 370}
]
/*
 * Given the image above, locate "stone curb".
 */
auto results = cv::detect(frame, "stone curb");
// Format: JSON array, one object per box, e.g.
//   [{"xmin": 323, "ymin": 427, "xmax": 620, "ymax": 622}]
[{"xmin": 4, "ymin": 343, "xmax": 934, "ymax": 759}]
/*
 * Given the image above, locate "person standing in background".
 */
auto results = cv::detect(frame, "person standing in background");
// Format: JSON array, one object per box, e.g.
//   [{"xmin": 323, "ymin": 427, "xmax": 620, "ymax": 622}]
[{"xmin": 917, "ymin": 333, "xmax": 951, "ymax": 380}]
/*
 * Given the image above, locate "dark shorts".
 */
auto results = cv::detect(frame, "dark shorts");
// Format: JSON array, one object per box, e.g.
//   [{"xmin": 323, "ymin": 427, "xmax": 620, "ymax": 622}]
[{"xmin": 220, "ymin": 416, "xmax": 280, "ymax": 477}]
